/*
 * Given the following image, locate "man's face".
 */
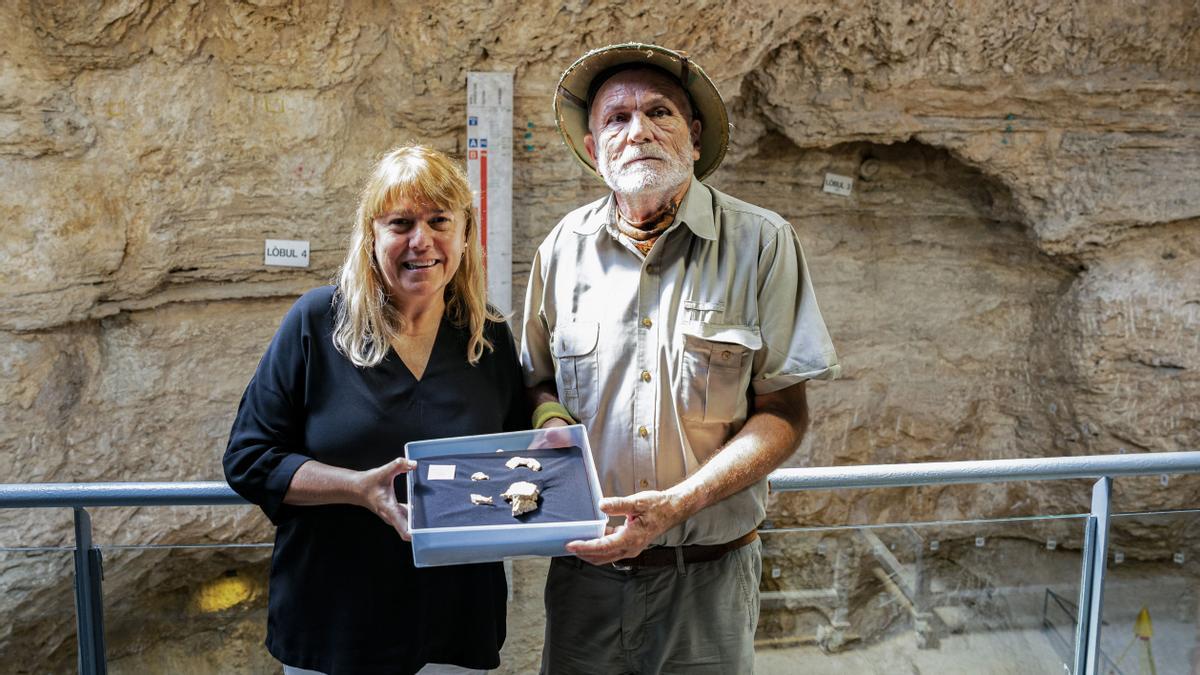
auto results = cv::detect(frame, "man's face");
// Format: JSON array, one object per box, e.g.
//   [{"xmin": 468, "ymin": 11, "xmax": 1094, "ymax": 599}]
[{"xmin": 584, "ymin": 68, "xmax": 702, "ymax": 196}]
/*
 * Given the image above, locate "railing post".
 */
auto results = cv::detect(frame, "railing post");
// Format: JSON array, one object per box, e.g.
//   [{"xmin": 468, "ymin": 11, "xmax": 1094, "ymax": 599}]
[
  {"xmin": 1084, "ymin": 477, "xmax": 1113, "ymax": 674},
  {"xmin": 1072, "ymin": 477, "xmax": 1112, "ymax": 675},
  {"xmin": 72, "ymin": 507, "xmax": 106, "ymax": 675}
]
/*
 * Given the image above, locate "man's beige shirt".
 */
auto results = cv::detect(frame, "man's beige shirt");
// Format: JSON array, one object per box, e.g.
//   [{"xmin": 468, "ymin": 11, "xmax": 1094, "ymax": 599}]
[{"xmin": 521, "ymin": 177, "xmax": 839, "ymax": 546}]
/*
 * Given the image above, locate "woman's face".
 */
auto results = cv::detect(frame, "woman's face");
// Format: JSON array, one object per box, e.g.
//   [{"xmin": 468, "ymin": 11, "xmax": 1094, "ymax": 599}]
[{"xmin": 372, "ymin": 198, "xmax": 468, "ymax": 313}]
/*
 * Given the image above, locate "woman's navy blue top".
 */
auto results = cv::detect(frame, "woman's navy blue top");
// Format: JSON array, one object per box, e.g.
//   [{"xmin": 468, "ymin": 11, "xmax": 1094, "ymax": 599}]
[{"xmin": 223, "ymin": 286, "xmax": 527, "ymax": 675}]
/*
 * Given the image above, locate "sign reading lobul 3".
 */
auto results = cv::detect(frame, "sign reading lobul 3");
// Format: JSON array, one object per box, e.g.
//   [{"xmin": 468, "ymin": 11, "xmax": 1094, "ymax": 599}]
[{"xmin": 264, "ymin": 239, "xmax": 310, "ymax": 268}]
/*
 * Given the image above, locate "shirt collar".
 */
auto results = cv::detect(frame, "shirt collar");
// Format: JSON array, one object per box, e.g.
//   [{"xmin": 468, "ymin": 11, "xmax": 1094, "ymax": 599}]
[
  {"xmin": 572, "ymin": 175, "xmax": 716, "ymax": 240},
  {"xmin": 675, "ymin": 175, "xmax": 717, "ymax": 241}
]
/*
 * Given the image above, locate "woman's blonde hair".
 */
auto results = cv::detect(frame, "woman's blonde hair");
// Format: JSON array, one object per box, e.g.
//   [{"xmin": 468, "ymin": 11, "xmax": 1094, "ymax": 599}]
[{"xmin": 333, "ymin": 145, "xmax": 500, "ymax": 368}]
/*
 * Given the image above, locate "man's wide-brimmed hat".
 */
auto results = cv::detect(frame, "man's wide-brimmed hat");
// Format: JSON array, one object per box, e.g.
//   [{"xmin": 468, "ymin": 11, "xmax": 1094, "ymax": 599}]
[{"xmin": 553, "ymin": 43, "xmax": 730, "ymax": 182}]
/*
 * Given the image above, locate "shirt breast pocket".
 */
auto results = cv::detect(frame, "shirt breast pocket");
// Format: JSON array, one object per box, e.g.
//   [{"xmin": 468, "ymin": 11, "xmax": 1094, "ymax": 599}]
[
  {"xmin": 678, "ymin": 323, "xmax": 762, "ymax": 424},
  {"xmin": 551, "ymin": 321, "xmax": 600, "ymax": 419}
]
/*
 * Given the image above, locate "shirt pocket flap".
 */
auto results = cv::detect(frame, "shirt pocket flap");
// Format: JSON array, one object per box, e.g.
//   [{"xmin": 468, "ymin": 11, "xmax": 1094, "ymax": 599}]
[
  {"xmin": 553, "ymin": 321, "xmax": 600, "ymax": 357},
  {"xmin": 680, "ymin": 322, "xmax": 763, "ymax": 351}
]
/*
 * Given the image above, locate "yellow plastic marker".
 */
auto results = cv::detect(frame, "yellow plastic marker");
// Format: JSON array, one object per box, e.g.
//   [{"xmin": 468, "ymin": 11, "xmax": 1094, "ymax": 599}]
[
  {"xmin": 1114, "ymin": 606, "xmax": 1157, "ymax": 675},
  {"xmin": 1134, "ymin": 606, "xmax": 1153, "ymax": 639}
]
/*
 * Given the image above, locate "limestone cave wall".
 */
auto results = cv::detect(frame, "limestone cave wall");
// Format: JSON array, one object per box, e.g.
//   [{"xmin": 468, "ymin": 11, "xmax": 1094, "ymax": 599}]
[{"xmin": 1, "ymin": 1, "xmax": 1198, "ymax": 672}]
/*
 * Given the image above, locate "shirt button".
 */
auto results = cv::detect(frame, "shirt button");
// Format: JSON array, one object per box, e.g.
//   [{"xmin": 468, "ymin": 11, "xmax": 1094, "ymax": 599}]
[
  {"xmin": 640, "ymin": 479, "xmax": 649, "ymax": 488},
  {"xmin": 721, "ymin": 350, "xmax": 732, "ymax": 361},
  {"xmin": 638, "ymin": 425, "xmax": 649, "ymax": 438},
  {"xmin": 641, "ymin": 317, "xmax": 653, "ymax": 328},
  {"xmin": 640, "ymin": 370, "xmax": 651, "ymax": 383}
]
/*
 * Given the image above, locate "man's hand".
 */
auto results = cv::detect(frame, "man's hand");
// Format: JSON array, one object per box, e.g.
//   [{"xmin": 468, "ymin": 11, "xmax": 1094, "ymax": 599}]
[
  {"xmin": 527, "ymin": 383, "xmax": 574, "ymax": 448},
  {"xmin": 566, "ymin": 489, "xmax": 687, "ymax": 564},
  {"xmin": 565, "ymin": 382, "xmax": 809, "ymax": 565},
  {"xmin": 529, "ymin": 416, "xmax": 574, "ymax": 450}
]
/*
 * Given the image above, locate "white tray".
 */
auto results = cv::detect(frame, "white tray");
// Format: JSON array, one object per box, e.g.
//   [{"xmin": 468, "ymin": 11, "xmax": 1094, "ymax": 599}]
[{"xmin": 405, "ymin": 424, "xmax": 604, "ymax": 567}]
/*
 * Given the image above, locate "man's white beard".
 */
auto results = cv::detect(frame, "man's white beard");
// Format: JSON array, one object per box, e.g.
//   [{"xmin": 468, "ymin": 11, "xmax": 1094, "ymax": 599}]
[{"xmin": 598, "ymin": 145, "xmax": 693, "ymax": 196}]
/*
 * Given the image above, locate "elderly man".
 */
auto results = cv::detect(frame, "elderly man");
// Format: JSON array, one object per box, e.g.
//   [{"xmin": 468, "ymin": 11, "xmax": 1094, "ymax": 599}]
[{"xmin": 521, "ymin": 44, "xmax": 840, "ymax": 673}]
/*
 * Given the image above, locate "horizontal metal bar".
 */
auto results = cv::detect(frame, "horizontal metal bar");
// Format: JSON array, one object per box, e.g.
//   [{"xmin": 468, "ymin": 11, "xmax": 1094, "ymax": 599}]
[
  {"xmin": 769, "ymin": 451, "xmax": 1200, "ymax": 492},
  {"xmin": 759, "ymin": 512, "xmax": 1089, "ymax": 534},
  {"xmin": 97, "ymin": 542, "xmax": 272, "ymax": 551},
  {"xmin": 2, "ymin": 451, "xmax": 1198, "ymax": 509},
  {"xmin": 0, "ymin": 481, "xmax": 243, "ymax": 509}
]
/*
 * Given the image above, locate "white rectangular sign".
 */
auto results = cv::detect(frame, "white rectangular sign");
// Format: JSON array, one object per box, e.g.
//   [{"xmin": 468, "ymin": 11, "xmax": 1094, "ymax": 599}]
[
  {"xmin": 264, "ymin": 239, "xmax": 310, "ymax": 268},
  {"xmin": 466, "ymin": 72, "xmax": 514, "ymax": 315},
  {"xmin": 823, "ymin": 173, "xmax": 854, "ymax": 197},
  {"xmin": 427, "ymin": 464, "xmax": 457, "ymax": 481}
]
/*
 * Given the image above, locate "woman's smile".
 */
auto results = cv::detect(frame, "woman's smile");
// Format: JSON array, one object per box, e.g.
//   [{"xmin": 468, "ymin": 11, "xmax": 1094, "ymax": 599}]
[{"xmin": 372, "ymin": 199, "xmax": 467, "ymax": 314}]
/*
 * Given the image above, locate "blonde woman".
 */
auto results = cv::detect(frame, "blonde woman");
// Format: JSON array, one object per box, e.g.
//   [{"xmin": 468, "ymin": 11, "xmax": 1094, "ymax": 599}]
[{"xmin": 224, "ymin": 145, "xmax": 525, "ymax": 674}]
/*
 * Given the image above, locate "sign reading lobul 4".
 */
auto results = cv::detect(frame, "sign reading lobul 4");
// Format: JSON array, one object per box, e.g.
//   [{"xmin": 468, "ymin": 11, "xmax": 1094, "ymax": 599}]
[{"xmin": 264, "ymin": 239, "xmax": 310, "ymax": 268}]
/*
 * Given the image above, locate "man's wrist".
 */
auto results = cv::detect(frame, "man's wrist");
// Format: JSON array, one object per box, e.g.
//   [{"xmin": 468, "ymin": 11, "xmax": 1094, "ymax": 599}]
[
  {"xmin": 533, "ymin": 401, "xmax": 576, "ymax": 429},
  {"xmin": 663, "ymin": 481, "xmax": 704, "ymax": 521}
]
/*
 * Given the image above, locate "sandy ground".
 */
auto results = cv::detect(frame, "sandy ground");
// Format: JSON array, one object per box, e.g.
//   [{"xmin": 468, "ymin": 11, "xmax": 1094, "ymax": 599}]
[
  {"xmin": 755, "ymin": 581, "xmax": 1200, "ymax": 675},
  {"xmin": 1097, "ymin": 567, "xmax": 1200, "ymax": 675},
  {"xmin": 755, "ymin": 627, "xmax": 1070, "ymax": 675}
]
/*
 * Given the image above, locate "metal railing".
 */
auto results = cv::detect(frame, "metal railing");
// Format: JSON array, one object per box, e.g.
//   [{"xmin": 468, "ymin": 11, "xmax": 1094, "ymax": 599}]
[
  {"xmin": 771, "ymin": 451, "xmax": 1200, "ymax": 674},
  {"xmin": 2, "ymin": 450, "xmax": 1199, "ymax": 675},
  {"xmin": 1043, "ymin": 589, "xmax": 1125, "ymax": 675}
]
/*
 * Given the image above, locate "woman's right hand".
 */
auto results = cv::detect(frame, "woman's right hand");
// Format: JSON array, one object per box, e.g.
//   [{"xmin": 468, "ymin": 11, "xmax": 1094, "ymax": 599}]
[{"xmin": 356, "ymin": 457, "xmax": 418, "ymax": 541}]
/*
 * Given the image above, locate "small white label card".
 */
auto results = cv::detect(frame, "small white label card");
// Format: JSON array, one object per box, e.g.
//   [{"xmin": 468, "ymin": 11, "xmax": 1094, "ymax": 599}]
[
  {"xmin": 264, "ymin": 239, "xmax": 310, "ymax": 268},
  {"xmin": 823, "ymin": 173, "xmax": 854, "ymax": 197},
  {"xmin": 427, "ymin": 464, "xmax": 457, "ymax": 481}
]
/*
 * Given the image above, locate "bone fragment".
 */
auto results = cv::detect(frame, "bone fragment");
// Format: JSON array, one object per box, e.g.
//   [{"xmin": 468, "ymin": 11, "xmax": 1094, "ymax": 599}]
[
  {"xmin": 501, "ymin": 481, "xmax": 540, "ymax": 516},
  {"xmin": 505, "ymin": 456, "xmax": 542, "ymax": 472}
]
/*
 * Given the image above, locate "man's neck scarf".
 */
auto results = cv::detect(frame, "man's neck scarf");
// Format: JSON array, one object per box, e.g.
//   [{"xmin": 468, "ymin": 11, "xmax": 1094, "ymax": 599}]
[{"xmin": 613, "ymin": 197, "xmax": 681, "ymax": 256}]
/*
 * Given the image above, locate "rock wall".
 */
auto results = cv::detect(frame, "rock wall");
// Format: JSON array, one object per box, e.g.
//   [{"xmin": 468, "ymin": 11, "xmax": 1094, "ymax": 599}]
[{"xmin": 2, "ymin": 1, "xmax": 1198, "ymax": 672}]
